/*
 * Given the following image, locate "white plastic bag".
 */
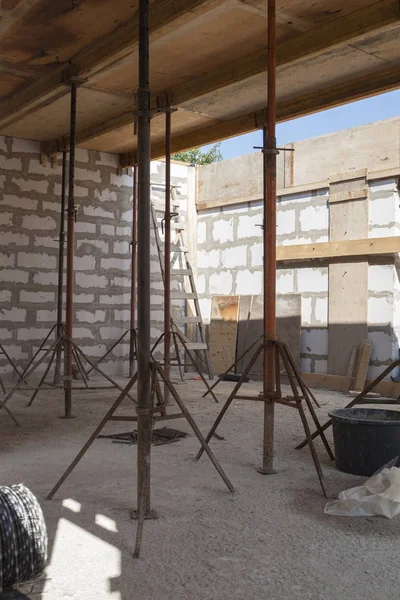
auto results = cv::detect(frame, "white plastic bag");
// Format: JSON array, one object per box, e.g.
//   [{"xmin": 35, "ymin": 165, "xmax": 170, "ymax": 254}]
[{"xmin": 324, "ymin": 467, "xmax": 400, "ymax": 518}]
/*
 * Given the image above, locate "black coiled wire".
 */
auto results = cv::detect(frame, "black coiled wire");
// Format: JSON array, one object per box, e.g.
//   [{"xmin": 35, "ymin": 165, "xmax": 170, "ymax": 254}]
[{"xmin": 0, "ymin": 484, "xmax": 47, "ymax": 591}]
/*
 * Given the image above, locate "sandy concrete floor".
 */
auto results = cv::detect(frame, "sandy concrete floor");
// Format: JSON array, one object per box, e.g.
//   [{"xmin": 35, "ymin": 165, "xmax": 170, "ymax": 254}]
[{"xmin": 1, "ymin": 377, "xmax": 399, "ymax": 600}]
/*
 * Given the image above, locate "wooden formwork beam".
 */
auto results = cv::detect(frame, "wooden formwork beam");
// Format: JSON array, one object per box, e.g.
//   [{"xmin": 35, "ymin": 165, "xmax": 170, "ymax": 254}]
[
  {"xmin": 41, "ymin": 0, "xmax": 400, "ymax": 157},
  {"xmin": 118, "ymin": 64, "xmax": 400, "ymax": 168}
]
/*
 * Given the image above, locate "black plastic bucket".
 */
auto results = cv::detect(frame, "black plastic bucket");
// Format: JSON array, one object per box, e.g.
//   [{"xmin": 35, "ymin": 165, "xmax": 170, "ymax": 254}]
[{"xmin": 329, "ymin": 408, "xmax": 400, "ymax": 476}]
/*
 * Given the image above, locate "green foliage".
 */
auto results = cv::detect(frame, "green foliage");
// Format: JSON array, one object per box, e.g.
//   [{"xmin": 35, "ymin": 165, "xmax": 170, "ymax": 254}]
[{"xmin": 172, "ymin": 142, "xmax": 223, "ymax": 165}]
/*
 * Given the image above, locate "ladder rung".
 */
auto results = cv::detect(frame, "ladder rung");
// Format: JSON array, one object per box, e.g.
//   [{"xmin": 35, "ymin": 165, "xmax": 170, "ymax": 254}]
[
  {"xmin": 152, "ymin": 202, "xmax": 180, "ymax": 211},
  {"xmin": 169, "ymin": 223, "xmax": 185, "ymax": 230},
  {"xmin": 171, "ymin": 269, "xmax": 192, "ymax": 276},
  {"xmin": 174, "ymin": 316, "xmax": 202, "ymax": 324},
  {"xmin": 184, "ymin": 342, "xmax": 208, "ymax": 350},
  {"xmin": 171, "ymin": 292, "xmax": 197, "ymax": 299},
  {"xmin": 151, "ymin": 182, "xmax": 180, "ymax": 189},
  {"xmin": 171, "ymin": 245, "xmax": 188, "ymax": 252}
]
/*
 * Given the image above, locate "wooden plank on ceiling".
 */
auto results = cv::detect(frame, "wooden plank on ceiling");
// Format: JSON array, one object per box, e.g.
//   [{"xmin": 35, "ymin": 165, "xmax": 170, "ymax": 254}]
[
  {"xmin": 119, "ymin": 64, "xmax": 400, "ymax": 167},
  {"xmin": 41, "ymin": 0, "xmax": 400, "ymax": 156},
  {"xmin": 0, "ymin": 0, "xmax": 222, "ymax": 129}
]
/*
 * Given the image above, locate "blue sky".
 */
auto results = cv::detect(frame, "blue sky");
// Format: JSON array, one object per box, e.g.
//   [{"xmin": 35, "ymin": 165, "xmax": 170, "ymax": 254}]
[{"xmin": 204, "ymin": 90, "xmax": 400, "ymax": 161}]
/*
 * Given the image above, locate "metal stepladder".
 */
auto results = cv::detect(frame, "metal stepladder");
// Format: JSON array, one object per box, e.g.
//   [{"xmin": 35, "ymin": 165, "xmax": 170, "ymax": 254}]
[{"xmin": 150, "ymin": 182, "xmax": 213, "ymax": 380}]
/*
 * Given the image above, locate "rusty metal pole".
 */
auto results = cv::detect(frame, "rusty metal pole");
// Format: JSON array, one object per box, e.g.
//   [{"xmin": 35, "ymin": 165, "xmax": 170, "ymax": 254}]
[
  {"xmin": 163, "ymin": 110, "xmax": 172, "ymax": 405},
  {"xmin": 64, "ymin": 82, "xmax": 77, "ymax": 419},
  {"xmin": 129, "ymin": 165, "xmax": 138, "ymax": 378},
  {"xmin": 54, "ymin": 150, "xmax": 67, "ymax": 384},
  {"xmin": 259, "ymin": 0, "xmax": 277, "ymax": 474},
  {"xmin": 134, "ymin": 0, "xmax": 154, "ymax": 521}
]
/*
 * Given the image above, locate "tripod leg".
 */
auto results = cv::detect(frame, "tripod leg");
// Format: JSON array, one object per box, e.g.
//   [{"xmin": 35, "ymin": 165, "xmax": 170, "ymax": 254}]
[
  {"xmin": 172, "ymin": 332, "xmax": 185, "ymax": 381},
  {"xmin": 196, "ymin": 342, "xmax": 265, "ymax": 461},
  {"xmin": 71, "ymin": 341, "xmax": 137, "ymax": 404},
  {"xmin": 154, "ymin": 369, "xmax": 166, "ymax": 416},
  {"xmin": 297, "ymin": 399, "xmax": 327, "ymax": 498},
  {"xmin": 279, "ymin": 344, "xmax": 333, "ymax": 460},
  {"xmin": 278, "ymin": 346, "xmax": 327, "ymax": 497},
  {"xmin": 174, "ymin": 332, "xmax": 219, "ymax": 403},
  {"xmin": 303, "ymin": 393, "xmax": 335, "ymax": 461},
  {"xmin": 202, "ymin": 335, "xmax": 263, "ymax": 398},
  {"xmin": 86, "ymin": 330, "xmax": 131, "ymax": 375},
  {"xmin": 0, "ymin": 344, "xmax": 24, "ymax": 381},
  {"xmin": 28, "ymin": 344, "xmax": 59, "ymax": 407},
  {"xmin": 0, "ymin": 338, "xmax": 59, "ymax": 413},
  {"xmin": 48, "ymin": 373, "xmax": 138, "ymax": 499},
  {"xmin": 0, "ymin": 373, "xmax": 19, "ymax": 425},
  {"xmin": 150, "ymin": 332, "xmax": 164, "ymax": 357},
  {"xmin": 72, "ymin": 345, "xmax": 89, "ymax": 387},
  {"xmin": 157, "ymin": 363, "xmax": 235, "ymax": 493},
  {"xmin": 19, "ymin": 324, "xmax": 57, "ymax": 381}
]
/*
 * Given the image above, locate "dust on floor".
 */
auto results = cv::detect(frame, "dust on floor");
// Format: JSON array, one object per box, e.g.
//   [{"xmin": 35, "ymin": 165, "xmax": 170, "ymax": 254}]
[{"xmin": 0, "ymin": 379, "xmax": 398, "ymax": 600}]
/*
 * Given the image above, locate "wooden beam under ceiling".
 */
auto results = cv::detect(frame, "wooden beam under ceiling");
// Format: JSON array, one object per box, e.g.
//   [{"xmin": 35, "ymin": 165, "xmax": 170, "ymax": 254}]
[
  {"xmin": 118, "ymin": 64, "xmax": 400, "ymax": 167},
  {"xmin": 41, "ymin": 0, "xmax": 400, "ymax": 158},
  {"xmin": 0, "ymin": 0, "xmax": 222, "ymax": 129}
]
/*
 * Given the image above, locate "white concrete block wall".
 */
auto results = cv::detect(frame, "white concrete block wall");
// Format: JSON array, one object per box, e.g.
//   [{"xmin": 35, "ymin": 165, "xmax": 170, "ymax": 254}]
[
  {"xmin": 366, "ymin": 178, "xmax": 400, "ymax": 378},
  {"xmin": 369, "ymin": 179, "xmax": 399, "ymax": 238},
  {"xmin": 197, "ymin": 168, "xmax": 400, "ymax": 377},
  {"xmin": 0, "ymin": 136, "xmax": 192, "ymax": 379},
  {"xmin": 197, "ymin": 188, "xmax": 330, "ymax": 369}
]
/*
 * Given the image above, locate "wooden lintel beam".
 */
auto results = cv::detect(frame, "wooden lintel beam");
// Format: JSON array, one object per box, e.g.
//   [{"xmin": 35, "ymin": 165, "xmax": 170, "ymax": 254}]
[
  {"xmin": 119, "ymin": 110, "xmax": 264, "ymax": 168},
  {"xmin": 276, "ymin": 236, "xmax": 400, "ymax": 262},
  {"xmin": 0, "ymin": 0, "xmax": 220, "ymax": 129},
  {"xmin": 119, "ymin": 64, "xmax": 400, "ymax": 168},
  {"xmin": 42, "ymin": 0, "xmax": 400, "ymax": 158}
]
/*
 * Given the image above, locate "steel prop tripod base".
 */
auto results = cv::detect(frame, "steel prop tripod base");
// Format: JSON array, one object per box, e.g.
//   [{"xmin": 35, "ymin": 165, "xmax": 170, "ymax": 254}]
[
  {"xmin": 0, "ymin": 333, "xmax": 137, "ymax": 419},
  {"xmin": 196, "ymin": 339, "xmax": 333, "ymax": 497},
  {"xmin": 257, "ymin": 467, "xmax": 278, "ymax": 475},
  {"xmin": 46, "ymin": 360, "xmax": 234, "ymax": 558},
  {"xmin": 131, "ymin": 509, "xmax": 159, "ymax": 520}
]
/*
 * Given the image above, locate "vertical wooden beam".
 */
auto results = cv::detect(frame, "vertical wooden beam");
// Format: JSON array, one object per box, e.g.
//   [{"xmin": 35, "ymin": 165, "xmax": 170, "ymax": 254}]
[{"xmin": 328, "ymin": 173, "xmax": 369, "ymax": 376}]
